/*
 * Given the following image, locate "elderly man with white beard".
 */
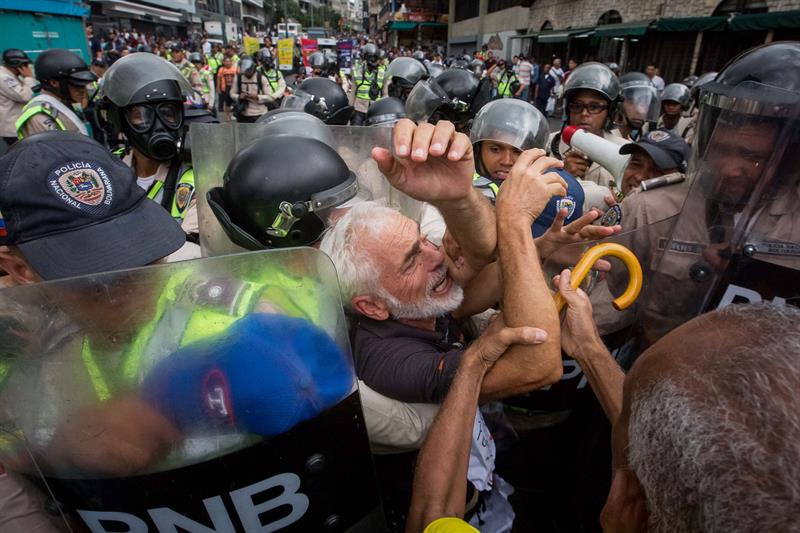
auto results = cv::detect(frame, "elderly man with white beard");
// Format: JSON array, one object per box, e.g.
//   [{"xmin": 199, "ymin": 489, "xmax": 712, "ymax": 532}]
[{"xmin": 320, "ymin": 118, "xmax": 568, "ymax": 530}]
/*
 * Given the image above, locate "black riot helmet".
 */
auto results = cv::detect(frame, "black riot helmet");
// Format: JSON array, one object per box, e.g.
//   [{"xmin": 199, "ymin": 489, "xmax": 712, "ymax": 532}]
[
  {"xmin": 385, "ymin": 57, "xmax": 428, "ymax": 100},
  {"xmin": 280, "ymin": 77, "xmax": 353, "ymax": 125},
  {"xmin": 412, "ymin": 50, "xmax": 425, "ymax": 62},
  {"xmin": 682, "ymin": 75, "xmax": 699, "ymax": 88},
  {"xmin": 188, "ymin": 52, "xmax": 203, "ymax": 65},
  {"xmin": 563, "ymin": 61, "xmax": 621, "ymax": 130},
  {"xmin": 362, "ymin": 43, "xmax": 379, "ymax": 68},
  {"xmin": 617, "ymin": 71, "xmax": 659, "ymax": 137},
  {"xmin": 34, "ymin": 49, "xmax": 97, "ymax": 104},
  {"xmin": 207, "ymin": 135, "xmax": 359, "ymax": 249},
  {"xmin": 323, "ymin": 49, "xmax": 339, "ymax": 76},
  {"xmin": 101, "ymin": 53, "xmax": 193, "ymax": 161},
  {"xmin": 255, "ymin": 109, "xmax": 336, "ymax": 146},
  {"xmin": 308, "ymin": 51, "xmax": 327, "ymax": 74},
  {"xmin": 366, "ymin": 96, "xmax": 407, "ymax": 127},
  {"xmin": 406, "ymin": 68, "xmax": 492, "ymax": 131},
  {"xmin": 661, "ymin": 83, "xmax": 691, "ymax": 109},
  {"xmin": 691, "ymin": 71, "xmax": 718, "ymax": 104},
  {"xmin": 427, "ymin": 62, "xmax": 445, "ymax": 79},
  {"xmin": 258, "ymin": 47, "xmax": 275, "ymax": 69},
  {"xmin": 3, "ymin": 49, "xmax": 30, "ymax": 68},
  {"xmin": 239, "ymin": 55, "xmax": 257, "ymax": 77}
]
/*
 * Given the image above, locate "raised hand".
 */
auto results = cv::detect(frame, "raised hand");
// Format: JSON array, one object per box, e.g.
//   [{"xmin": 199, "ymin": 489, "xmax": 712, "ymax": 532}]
[
  {"xmin": 372, "ymin": 119, "xmax": 475, "ymax": 207},
  {"xmin": 537, "ymin": 208, "xmax": 622, "ymax": 259},
  {"xmin": 496, "ymin": 148, "xmax": 566, "ymax": 224}
]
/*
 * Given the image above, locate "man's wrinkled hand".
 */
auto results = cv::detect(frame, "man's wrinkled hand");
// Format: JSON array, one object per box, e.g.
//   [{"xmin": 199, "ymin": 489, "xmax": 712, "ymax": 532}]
[
  {"xmin": 47, "ymin": 394, "xmax": 181, "ymax": 477},
  {"xmin": 467, "ymin": 312, "xmax": 548, "ymax": 370},
  {"xmin": 496, "ymin": 148, "xmax": 566, "ymax": 224},
  {"xmin": 538, "ymin": 208, "xmax": 622, "ymax": 259},
  {"xmin": 564, "ymin": 150, "xmax": 589, "ymax": 178},
  {"xmin": 554, "ymin": 269, "xmax": 604, "ymax": 361},
  {"xmin": 372, "ymin": 119, "xmax": 475, "ymax": 207}
]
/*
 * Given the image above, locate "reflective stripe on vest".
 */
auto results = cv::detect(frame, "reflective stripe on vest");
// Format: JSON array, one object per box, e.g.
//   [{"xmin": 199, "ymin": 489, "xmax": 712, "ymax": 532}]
[
  {"xmin": 355, "ymin": 66, "xmax": 385, "ymax": 101},
  {"xmin": 472, "ymin": 173, "xmax": 500, "ymax": 202},
  {"xmin": 497, "ymin": 72, "xmax": 515, "ymax": 98},
  {"xmin": 260, "ymin": 68, "xmax": 282, "ymax": 91},
  {"xmin": 15, "ymin": 103, "xmax": 66, "ymax": 139},
  {"xmin": 145, "ymin": 167, "xmax": 195, "ymax": 221}
]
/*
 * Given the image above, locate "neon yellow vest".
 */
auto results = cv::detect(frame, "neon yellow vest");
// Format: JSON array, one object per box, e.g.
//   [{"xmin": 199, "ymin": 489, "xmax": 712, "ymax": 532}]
[
  {"xmin": 145, "ymin": 167, "xmax": 195, "ymax": 221},
  {"xmin": 15, "ymin": 101, "xmax": 66, "ymax": 139}
]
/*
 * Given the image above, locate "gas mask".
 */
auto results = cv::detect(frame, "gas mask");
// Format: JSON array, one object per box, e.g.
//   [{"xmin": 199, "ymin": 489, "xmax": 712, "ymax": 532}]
[{"xmin": 122, "ymin": 101, "xmax": 184, "ymax": 161}]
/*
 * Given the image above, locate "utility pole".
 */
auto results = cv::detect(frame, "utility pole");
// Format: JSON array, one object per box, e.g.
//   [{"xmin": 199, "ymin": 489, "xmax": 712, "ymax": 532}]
[{"xmin": 220, "ymin": 0, "xmax": 227, "ymax": 44}]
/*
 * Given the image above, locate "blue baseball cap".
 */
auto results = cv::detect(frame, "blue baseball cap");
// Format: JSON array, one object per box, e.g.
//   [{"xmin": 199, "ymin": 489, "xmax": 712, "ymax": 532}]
[
  {"xmin": 141, "ymin": 313, "xmax": 356, "ymax": 437},
  {"xmin": 532, "ymin": 168, "xmax": 585, "ymax": 237}
]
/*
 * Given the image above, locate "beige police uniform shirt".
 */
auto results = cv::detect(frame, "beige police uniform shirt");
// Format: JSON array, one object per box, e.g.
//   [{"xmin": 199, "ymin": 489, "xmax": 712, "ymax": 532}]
[
  {"xmin": 230, "ymin": 72, "xmax": 279, "ymax": 117},
  {"xmin": 0, "ymin": 66, "xmax": 36, "ymax": 138},
  {"xmin": 547, "ymin": 129, "xmax": 629, "ymax": 189},
  {"xmin": 643, "ymin": 115, "xmax": 695, "ymax": 142},
  {"xmin": 18, "ymin": 95, "xmax": 83, "ymax": 139}
]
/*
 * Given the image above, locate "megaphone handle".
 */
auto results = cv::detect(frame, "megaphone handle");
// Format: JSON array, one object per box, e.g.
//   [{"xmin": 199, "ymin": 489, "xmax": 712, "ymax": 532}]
[{"xmin": 553, "ymin": 242, "xmax": 643, "ymax": 313}]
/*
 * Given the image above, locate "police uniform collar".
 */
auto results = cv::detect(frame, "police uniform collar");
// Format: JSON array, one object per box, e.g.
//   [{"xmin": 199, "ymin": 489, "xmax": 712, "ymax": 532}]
[{"xmin": 767, "ymin": 180, "xmax": 800, "ymax": 216}]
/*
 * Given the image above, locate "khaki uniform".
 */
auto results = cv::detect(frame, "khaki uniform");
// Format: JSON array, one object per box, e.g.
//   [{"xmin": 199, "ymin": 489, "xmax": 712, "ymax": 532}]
[
  {"xmin": 644, "ymin": 115, "xmax": 694, "ymax": 142},
  {"xmin": 123, "ymin": 152, "xmax": 198, "ymax": 235},
  {"xmin": 229, "ymin": 72, "xmax": 276, "ymax": 118},
  {"xmin": 17, "ymin": 95, "xmax": 84, "ymax": 139},
  {"xmin": 0, "ymin": 66, "xmax": 35, "ymax": 138},
  {"xmin": 547, "ymin": 129, "xmax": 628, "ymax": 188}
]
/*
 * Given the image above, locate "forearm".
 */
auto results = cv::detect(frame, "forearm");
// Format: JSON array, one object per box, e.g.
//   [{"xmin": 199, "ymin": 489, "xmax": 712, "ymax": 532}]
[
  {"xmin": 574, "ymin": 343, "xmax": 625, "ymax": 424},
  {"xmin": 453, "ymin": 261, "xmax": 501, "ymax": 320},
  {"xmin": 482, "ymin": 220, "xmax": 561, "ymax": 398},
  {"xmin": 436, "ymin": 188, "xmax": 497, "ymax": 270},
  {"xmin": 406, "ymin": 357, "xmax": 486, "ymax": 533}
]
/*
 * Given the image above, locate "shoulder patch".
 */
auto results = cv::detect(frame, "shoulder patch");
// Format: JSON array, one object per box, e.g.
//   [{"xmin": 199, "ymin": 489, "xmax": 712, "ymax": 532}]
[
  {"xmin": 48, "ymin": 161, "xmax": 114, "ymax": 215},
  {"xmin": 600, "ymin": 204, "xmax": 622, "ymax": 227},
  {"xmin": 175, "ymin": 182, "xmax": 194, "ymax": 212},
  {"xmin": 647, "ymin": 130, "xmax": 670, "ymax": 143},
  {"xmin": 557, "ymin": 196, "xmax": 577, "ymax": 218}
]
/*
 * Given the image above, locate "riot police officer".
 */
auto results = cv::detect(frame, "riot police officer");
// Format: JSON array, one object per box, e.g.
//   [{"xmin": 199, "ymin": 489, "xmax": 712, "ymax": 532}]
[
  {"xmin": 100, "ymin": 53, "xmax": 199, "ymax": 239},
  {"xmin": 15, "ymin": 49, "xmax": 97, "ymax": 139},
  {"xmin": 405, "ymin": 68, "xmax": 492, "ymax": 133},
  {"xmin": 169, "ymin": 42, "xmax": 195, "ymax": 85},
  {"xmin": 207, "ymin": 135, "xmax": 359, "ymax": 250},
  {"xmin": 281, "ymin": 77, "xmax": 353, "ymax": 125},
  {"xmin": 365, "ymin": 96, "xmax": 407, "ymax": 127},
  {"xmin": 188, "ymin": 52, "xmax": 215, "ymax": 111},
  {"xmin": 383, "ymin": 56, "xmax": 428, "ymax": 101},
  {"xmin": 308, "ymin": 51, "xmax": 328, "ymax": 77},
  {"xmin": 351, "ymin": 43, "xmax": 386, "ymax": 125},
  {"xmin": 650, "ymin": 83, "xmax": 693, "ymax": 141},
  {"xmin": 546, "ymin": 62, "xmax": 627, "ymax": 188},
  {"xmin": 613, "ymin": 72, "xmax": 659, "ymax": 142},
  {"xmin": 0, "ymin": 49, "xmax": 35, "ymax": 145},
  {"xmin": 628, "ymin": 42, "xmax": 800, "ymax": 350},
  {"xmin": 256, "ymin": 47, "xmax": 286, "ymax": 107}
]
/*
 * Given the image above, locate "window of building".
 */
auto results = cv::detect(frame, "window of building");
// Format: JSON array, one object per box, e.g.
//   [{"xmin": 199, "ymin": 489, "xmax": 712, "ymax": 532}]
[
  {"xmin": 597, "ymin": 10, "xmax": 622, "ymax": 25},
  {"xmin": 454, "ymin": 0, "xmax": 479, "ymax": 21},
  {"xmin": 712, "ymin": 0, "xmax": 768, "ymax": 15}
]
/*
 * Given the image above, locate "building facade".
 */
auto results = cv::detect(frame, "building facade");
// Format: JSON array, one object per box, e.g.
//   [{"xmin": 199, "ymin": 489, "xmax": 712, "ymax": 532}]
[
  {"xmin": 373, "ymin": 0, "xmax": 448, "ymax": 48},
  {"xmin": 448, "ymin": 0, "xmax": 800, "ymax": 81},
  {"xmin": 90, "ymin": 0, "xmax": 200, "ymax": 37}
]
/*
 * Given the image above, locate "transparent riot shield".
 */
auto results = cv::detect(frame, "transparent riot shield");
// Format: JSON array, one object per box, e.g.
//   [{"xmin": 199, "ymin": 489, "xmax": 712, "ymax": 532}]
[
  {"xmin": 633, "ymin": 79, "xmax": 800, "ymax": 350},
  {"xmin": 0, "ymin": 249, "xmax": 384, "ymax": 532},
  {"xmin": 192, "ymin": 122, "xmax": 424, "ymax": 257}
]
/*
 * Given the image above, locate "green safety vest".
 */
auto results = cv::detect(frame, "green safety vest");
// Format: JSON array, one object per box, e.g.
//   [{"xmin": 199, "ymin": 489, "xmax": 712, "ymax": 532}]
[
  {"xmin": 145, "ymin": 167, "xmax": 196, "ymax": 221},
  {"xmin": 15, "ymin": 100, "xmax": 66, "ymax": 139},
  {"xmin": 258, "ymin": 67, "xmax": 283, "ymax": 91},
  {"xmin": 207, "ymin": 55, "xmax": 220, "ymax": 73},
  {"xmin": 198, "ymin": 68, "xmax": 214, "ymax": 94},
  {"xmin": 354, "ymin": 65, "xmax": 385, "ymax": 101},
  {"xmin": 497, "ymin": 71, "xmax": 517, "ymax": 98},
  {"xmin": 472, "ymin": 172, "xmax": 500, "ymax": 202}
]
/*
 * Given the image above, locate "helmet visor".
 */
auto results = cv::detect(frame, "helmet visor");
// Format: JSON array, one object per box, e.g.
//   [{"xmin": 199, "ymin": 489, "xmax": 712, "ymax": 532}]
[
  {"xmin": 101, "ymin": 53, "xmax": 193, "ymax": 107},
  {"xmin": 405, "ymin": 79, "xmax": 451, "ymax": 122},
  {"xmin": 621, "ymin": 85, "xmax": 660, "ymax": 126},
  {"xmin": 470, "ymin": 99, "xmax": 550, "ymax": 151}
]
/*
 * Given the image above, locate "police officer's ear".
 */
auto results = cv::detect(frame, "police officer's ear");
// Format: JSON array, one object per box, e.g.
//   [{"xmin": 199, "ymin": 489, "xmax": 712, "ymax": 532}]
[
  {"xmin": 0, "ymin": 246, "xmax": 41, "ymax": 285},
  {"xmin": 351, "ymin": 295, "xmax": 390, "ymax": 321}
]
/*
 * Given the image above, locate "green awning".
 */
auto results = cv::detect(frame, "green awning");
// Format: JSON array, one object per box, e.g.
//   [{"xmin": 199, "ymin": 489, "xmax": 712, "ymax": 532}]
[
  {"xmin": 419, "ymin": 22, "xmax": 447, "ymax": 29},
  {"xmin": 388, "ymin": 21, "xmax": 418, "ymax": 31},
  {"xmin": 656, "ymin": 16, "xmax": 728, "ymax": 32},
  {"xmin": 729, "ymin": 10, "xmax": 800, "ymax": 31},
  {"xmin": 537, "ymin": 31, "xmax": 571, "ymax": 43},
  {"xmin": 594, "ymin": 21, "xmax": 652, "ymax": 38}
]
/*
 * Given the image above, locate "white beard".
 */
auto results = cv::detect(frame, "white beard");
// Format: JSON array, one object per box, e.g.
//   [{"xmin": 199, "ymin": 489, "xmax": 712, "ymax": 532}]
[{"xmin": 380, "ymin": 266, "xmax": 465, "ymax": 320}]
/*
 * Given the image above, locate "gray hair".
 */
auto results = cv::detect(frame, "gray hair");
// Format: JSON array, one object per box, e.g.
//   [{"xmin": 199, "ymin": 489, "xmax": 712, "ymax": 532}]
[
  {"xmin": 628, "ymin": 303, "xmax": 800, "ymax": 533},
  {"xmin": 319, "ymin": 201, "xmax": 398, "ymax": 308}
]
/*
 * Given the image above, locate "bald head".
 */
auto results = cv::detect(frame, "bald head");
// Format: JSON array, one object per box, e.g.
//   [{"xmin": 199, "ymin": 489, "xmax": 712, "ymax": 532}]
[{"xmin": 622, "ymin": 304, "xmax": 800, "ymax": 532}]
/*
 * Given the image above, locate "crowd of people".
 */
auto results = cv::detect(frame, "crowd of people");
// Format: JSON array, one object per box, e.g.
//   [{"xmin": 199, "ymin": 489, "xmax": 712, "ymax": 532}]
[{"xmin": 0, "ymin": 28, "xmax": 798, "ymax": 533}]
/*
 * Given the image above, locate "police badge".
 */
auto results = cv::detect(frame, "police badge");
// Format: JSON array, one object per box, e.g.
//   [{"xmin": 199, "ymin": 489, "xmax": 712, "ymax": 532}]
[
  {"xmin": 175, "ymin": 183, "xmax": 194, "ymax": 213},
  {"xmin": 600, "ymin": 204, "xmax": 622, "ymax": 227},
  {"xmin": 556, "ymin": 197, "xmax": 577, "ymax": 218}
]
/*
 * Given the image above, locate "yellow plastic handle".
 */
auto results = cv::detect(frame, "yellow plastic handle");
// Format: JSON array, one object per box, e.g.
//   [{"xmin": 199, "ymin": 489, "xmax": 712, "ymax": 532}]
[{"xmin": 553, "ymin": 242, "xmax": 643, "ymax": 312}]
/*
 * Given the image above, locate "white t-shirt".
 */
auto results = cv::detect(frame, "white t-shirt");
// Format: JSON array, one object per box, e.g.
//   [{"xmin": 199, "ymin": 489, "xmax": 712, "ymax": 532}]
[
  {"xmin": 136, "ymin": 175, "xmax": 157, "ymax": 194},
  {"xmin": 550, "ymin": 66, "xmax": 564, "ymax": 87},
  {"xmin": 651, "ymin": 75, "xmax": 665, "ymax": 91}
]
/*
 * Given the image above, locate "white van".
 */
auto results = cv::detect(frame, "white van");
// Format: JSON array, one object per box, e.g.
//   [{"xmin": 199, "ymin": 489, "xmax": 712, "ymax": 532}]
[{"xmin": 277, "ymin": 22, "xmax": 301, "ymax": 38}]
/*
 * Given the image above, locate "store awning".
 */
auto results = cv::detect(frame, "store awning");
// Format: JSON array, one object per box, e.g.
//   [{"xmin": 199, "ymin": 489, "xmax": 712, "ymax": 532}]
[
  {"xmin": 97, "ymin": 0, "xmax": 187, "ymax": 24},
  {"xmin": 420, "ymin": 22, "xmax": 447, "ymax": 29},
  {"xmin": 388, "ymin": 21, "xmax": 418, "ymax": 31},
  {"xmin": 729, "ymin": 10, "xmax": 800, "ymax": 30},
  {"xmin": 594, "ymin": 21, "xmax": 652, "ymax": 38},
  {"xmin": 537, "ymin": 31, "xmax": 571, "ymax": 43},
  {"xmin": 656, "ymin": 16, "xmax": 728, "ymax": 32}
]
